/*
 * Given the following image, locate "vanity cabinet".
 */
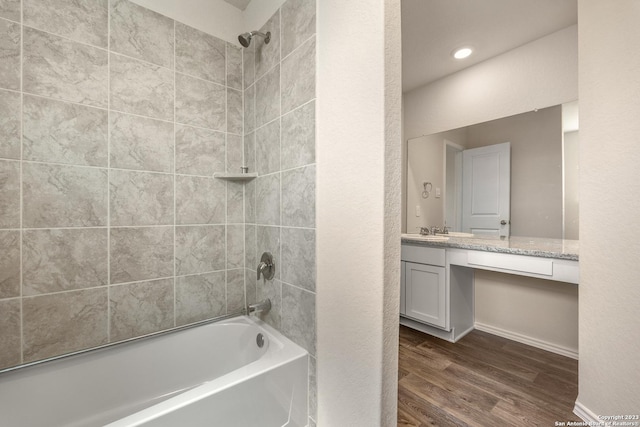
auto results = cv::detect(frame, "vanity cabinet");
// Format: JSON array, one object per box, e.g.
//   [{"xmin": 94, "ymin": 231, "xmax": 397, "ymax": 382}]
[
  {"xmin": 400, "ymin": 245, "xmax": 448, "ymax": 330},
  {"xmin": 404, "ymin": 262, "xmax": 446, "ymax": 328}
]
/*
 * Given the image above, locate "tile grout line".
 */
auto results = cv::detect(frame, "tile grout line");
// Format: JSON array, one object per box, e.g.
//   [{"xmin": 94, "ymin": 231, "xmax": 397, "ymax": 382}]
[
  {"xmin": 107, "ymin": 0, "xmax": 112, "ymax": 344},
  {"xmin": 173, "ymin": 18, "xmax": 177, "ymax": 329},
  {"xmin": 19, "ymin": 0, "xmax": 24, "ymax": 365}
]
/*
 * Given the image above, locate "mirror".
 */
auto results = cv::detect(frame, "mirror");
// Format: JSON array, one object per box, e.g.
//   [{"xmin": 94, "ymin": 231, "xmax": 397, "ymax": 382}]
[{"xmin": 406, "ymin": 101, "xmax": 579, "ymax": 239}]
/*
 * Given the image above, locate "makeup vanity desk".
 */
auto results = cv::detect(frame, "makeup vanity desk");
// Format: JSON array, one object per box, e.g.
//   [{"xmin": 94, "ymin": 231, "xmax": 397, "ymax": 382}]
[{"xmin": 400, "ymin": 234, "xmax": 579, "ymax": 342}]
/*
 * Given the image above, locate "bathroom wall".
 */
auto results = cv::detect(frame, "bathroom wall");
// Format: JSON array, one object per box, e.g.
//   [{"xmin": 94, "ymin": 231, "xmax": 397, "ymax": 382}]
[
  {"xmin": 240, "ymin": 0, "xmax": 318, "ymax": 424},
  {"xmin": 0, "ymin": 0, "xmax": 246, "ymax": 369}
]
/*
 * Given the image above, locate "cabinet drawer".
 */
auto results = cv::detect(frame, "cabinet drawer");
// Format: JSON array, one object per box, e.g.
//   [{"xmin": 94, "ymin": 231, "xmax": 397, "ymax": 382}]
[
  {"xmin": 401, "ymin": 244, "xmax": 445, "ymax": 266},
  {"xmin": 467, "ymin": 251, "xmax": 553, "ymax": 276}
]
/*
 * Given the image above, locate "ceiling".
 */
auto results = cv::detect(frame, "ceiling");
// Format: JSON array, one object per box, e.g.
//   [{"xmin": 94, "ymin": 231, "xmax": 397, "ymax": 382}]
[
  {"xmin": 223, "ymin": 0, "xmax": 251, "ymax": 11},
  {"xmin": 402, "ymin": 0, "xmax": 577, "ymax": 93}
]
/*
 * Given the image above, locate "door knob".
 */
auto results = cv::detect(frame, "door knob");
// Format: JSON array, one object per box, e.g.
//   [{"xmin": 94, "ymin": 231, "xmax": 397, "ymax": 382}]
[{"xmin": 500, "ymin": 220, "xmax": 507, "ymax": 225}]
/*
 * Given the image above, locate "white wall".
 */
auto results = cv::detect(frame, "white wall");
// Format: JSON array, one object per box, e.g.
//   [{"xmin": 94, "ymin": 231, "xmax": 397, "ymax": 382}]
[
  {"xmin": 403, "ymin": 24, "xmax": 578, "ymax": 139},
  {"xmin": 576, "ymin": 0, "xmax": 640, "ymax": 416},
  {"xmin": 317, "ymin": 0, "xmax": 401, "ymax": 425},
  {"xmin": 563, "ymin": 131, "xmax": 579, "ymax": 240}
]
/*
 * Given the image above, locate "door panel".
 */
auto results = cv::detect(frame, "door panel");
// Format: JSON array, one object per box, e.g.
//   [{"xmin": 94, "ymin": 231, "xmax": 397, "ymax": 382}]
[
  {"xmin": 462, "ymin": 142, "xmax": 511, "ymax": 237},
  {"xmin": 404, "ymin": 262, "xmax": 446, "ymax": 329}
]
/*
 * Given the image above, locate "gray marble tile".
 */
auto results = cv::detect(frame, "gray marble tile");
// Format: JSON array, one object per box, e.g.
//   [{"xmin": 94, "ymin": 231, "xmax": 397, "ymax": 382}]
[
  {"xmin": 281, "ymin": 0, "xmax": 316, "ymax": 58},
  {"xmin": 0, "ymin": 18, "xmax": 19, "ymax": 90},
  {"xmin": 256, "ymin": 173, "xmax": 280, "ymax": 226},
  {"xmin": 0, "ymin": 90, "xmax": 20, "ymax": 159},
  {"xmin": 110, "ymin": 226, "xmax": 173, "ymax": 284},
  {"xmin": 0, "ymin": 0, "xmax": 20, "ymax": 21},
  {"xmin": 256, "ymin": 120, "xmax": 280, "ymax": 175},
  {"xmin": 245, "ymin": 179, "xmax": 256, "ymax": 223},
  {"xmin": 110, "ymin": 112, "xmax": 173, "ymax": 173},
  {"xmin": 282, "ymin": 36, "xmax": 315, "ymax": 114},
  {"xmin": 23, "ymin": 28, "xmax": 108, "ymax": 107},
  {"xmin": 227, "ymin": 182, "xmax": 244, "ymax": 224},
  {"xmin": 24, "ymin": 0, "xmax": 108, "ymax": 48},
  {"xmin": 176, "ymin": 175, "xmax": 225, "ymax": 225},
  {"xmin": 175, "ymin": 225, "xmax": 225, "ymax": 275},
  {"xmin": 309, "ymin": 355, "xmax": 317, "ymax": 420},
  {"xmin": 23, "ymin": 163, "xmax": 108, "ymax": 228},
  {"xmin": 245, "ymin": 268, "xmax": 257, "ymax": 307},
  {"xmin": 110, "ymin": 0, "xmax": 173, "ymax": 68},
  {"xmin": 176, "ymin": 73, "xmax": 225, "ymax": 131},
  {"xmin": 227, "ymin": 43, "xmax": 243, "ymax": 90},
  {"xmin": 244, "ymin": 132, "xmax": 256, "ymax": 174},
  {"xmin": 23, "ymin": 228, "xmax": 108, "ymax": 296},
  {"xmin": 110, "ymin": 278, "xmax": 174, "ymax": 342},
  {"xmin": 282, "ymin": 165, "xmax": 315, "ymax": 228},
  {"xmin": 256, "ymin": 278, "xmax": 281, "ymax": 330},
  {"xmin": 282, "ymin": 283, "xmax": 315, "ymax": 354},
  {"xmin": 244, "ymin": 84, "xmax": 256, "ymax": 134},
  {"xmin": 110, "ymin": 53, "xmax": 174, "ymax": 120},
  {"xmin": 282, "ymin": 227, "xmax": 315, "ymax": 292},
  {"xmin": 0, "ymin": 230, "xmax": 19, "ymax": 299},
  {"xmin": 255, "ymin": 11, "xmax": 280, "ymax": 80},
  {"xmin": 257, "ymin": 225, "xmax": 280, "ymax": 280},
  {"xmin": 176, "ymin": 272, "xmax": 225, "ymax": 326},
  {"xmin": 243, "ymin": 44, "xmax": 255, "ymax": 89},
  {"xmin": 282, "ymin": 101, "xmax": 315, "ymax": 170},
  {"xmin": 245, "ymin": 224, "xmax": 256, "ymax": 269},
  {"xmin": 226, "ymin": 269, "xmax": 245, "ymax": 313},
  {"xmin": 110, "ymin": 169, "xmax": 173, "ymax": 226},
  {"xmin": 226, "ymin": 133, "xmax": 243, "ymax": 173},
  {"xmin": 175, "ymin": 125, "xmax": 225, "ymax": 176},
  {"xmin": 176, "ymin": 22, "xmax": 225, "ymax": 84},
  {"xmin": 0, "ymin": 299, "xmax": 20, "ymax": 370},
  {"xmin": 23, "ymin": 95, "xmax": 108, "ymax": 167},
  {"xmin": 0, "ymin": 159, "xmax": 19, "ymax": 228},
  {"xmin": 227, "ymin": 88, "xmax": 243, "ymax": 135},
  {"xmin": 255, "ymin": 65, "xmax": 280, "ymax": 128},
  {"xmin": 227, "ymin": 224, "xmax": 244, "ymax": 270},
  {"xmin": 23, "ymin": 288, "xmax": 108, "ymax": 362}
]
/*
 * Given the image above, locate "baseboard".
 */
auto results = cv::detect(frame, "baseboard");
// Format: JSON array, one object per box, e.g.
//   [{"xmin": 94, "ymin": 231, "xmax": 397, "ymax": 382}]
[
  {"xmin": 573, "ymin": 400, "xmax": 600, "ymax": 424},
  {"xmin": 474, "ymin": 322, "xmax": 579, "ymax": 360}
]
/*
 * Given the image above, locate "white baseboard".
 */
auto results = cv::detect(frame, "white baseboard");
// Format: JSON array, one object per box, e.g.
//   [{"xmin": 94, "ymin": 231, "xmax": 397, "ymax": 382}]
[
  {"xmin": 474, "ymin": 322, "xmax": 579, "ymax": 360},
  {"xmin": 574, "ymin": 400, "xmax": 600, "ymax": 424}
]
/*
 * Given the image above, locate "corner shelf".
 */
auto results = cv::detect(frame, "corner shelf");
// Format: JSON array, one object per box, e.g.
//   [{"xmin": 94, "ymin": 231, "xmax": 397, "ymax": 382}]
[{"xmin": 213, "ymin": 172, "xmax": 257, "ymax": 182}]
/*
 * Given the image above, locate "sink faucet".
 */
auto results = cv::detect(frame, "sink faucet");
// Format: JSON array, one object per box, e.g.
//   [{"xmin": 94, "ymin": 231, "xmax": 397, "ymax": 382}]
[
  {"xmin": 430, "ymin": 226, "xmax": 441, "ymax": 235},
  {"xmin": 417, "ymin": 227, "xmax": 430, "ymax": 236}
]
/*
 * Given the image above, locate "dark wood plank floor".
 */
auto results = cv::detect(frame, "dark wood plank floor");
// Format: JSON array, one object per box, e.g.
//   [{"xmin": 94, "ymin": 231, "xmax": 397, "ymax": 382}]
[{"xmin": 398, "ymin": 326, "xmax": 581, "ymax": 427}]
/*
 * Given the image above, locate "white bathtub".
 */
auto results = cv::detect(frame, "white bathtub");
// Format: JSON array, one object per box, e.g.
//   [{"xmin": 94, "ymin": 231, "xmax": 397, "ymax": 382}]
[{"xmin": 0, "ymin": 316, "xmax": 308, "ymax": 427}]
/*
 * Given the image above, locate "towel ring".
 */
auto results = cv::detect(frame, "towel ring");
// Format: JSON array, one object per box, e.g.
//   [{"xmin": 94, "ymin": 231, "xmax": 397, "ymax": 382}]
[{"xmin": 422, "ymin": 182, "xmax": 432, "ymax": 199}]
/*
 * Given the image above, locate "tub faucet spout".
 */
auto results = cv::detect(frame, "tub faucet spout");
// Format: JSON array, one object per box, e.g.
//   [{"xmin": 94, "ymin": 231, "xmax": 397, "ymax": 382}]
[{"xmin": 247, "ymin": 298, "xmax": 272, "ymax": 315}]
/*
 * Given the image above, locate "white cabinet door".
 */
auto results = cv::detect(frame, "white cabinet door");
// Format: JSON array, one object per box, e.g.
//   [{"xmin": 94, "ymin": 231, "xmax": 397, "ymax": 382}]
[{"xmin": 404, "ymin": 262, "xmax": 446, "ymax": 329}]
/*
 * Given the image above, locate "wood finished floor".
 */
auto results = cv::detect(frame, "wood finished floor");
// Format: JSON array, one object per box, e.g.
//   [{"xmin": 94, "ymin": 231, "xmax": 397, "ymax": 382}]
[{"xmin": 398, "ymin": 326, "xmax": 580, "ymax": 427}]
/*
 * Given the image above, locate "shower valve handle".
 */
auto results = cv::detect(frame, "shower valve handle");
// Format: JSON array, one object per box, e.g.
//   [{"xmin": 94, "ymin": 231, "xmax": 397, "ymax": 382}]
[{"xmin": 257, "ymin": 252, "xmax": 275, "ymax": 280}]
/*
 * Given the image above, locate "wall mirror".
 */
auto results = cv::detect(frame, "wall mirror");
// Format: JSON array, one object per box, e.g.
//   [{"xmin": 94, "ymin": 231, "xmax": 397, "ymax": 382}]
[{"xmin": 406, "ymin": 101, "xmax": 579, "ymax": 239}]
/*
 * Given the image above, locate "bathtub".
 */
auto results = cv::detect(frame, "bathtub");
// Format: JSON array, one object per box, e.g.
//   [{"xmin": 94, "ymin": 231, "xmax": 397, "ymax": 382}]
[{"xmin": 0, "ymin": 316, "xmax": 308, "ymax": 427}]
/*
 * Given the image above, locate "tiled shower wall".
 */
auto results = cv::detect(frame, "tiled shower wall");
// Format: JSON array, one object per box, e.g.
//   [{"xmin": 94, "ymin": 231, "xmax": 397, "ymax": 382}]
[
  {"xmin": 243, "ymin": 0, "xmax": 317, "ymax": 423},
  {"xmin": 0, "ymin": 0, "xmax": 247, "ymax": 369}
]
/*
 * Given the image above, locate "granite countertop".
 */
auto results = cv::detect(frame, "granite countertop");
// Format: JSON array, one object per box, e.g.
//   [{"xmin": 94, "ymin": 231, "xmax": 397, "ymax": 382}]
[{"xmin": 401, "ymin": 234, "xmax": 579, "ymax": 261}]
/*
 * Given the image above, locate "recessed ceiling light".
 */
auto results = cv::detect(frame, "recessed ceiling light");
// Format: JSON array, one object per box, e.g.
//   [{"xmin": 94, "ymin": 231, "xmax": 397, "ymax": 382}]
[{"xmin": 452, "ymin": 47, "xmax": 473, "ymax": 59}]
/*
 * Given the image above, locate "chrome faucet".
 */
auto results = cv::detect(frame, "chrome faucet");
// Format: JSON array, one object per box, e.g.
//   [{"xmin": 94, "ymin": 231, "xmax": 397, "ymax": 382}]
[
  {"xmin": 417, "ymin": 227, "xmax": 430, "ymax": 236},
  {"xmin": 257, "ymin": 252, "xmax": 275, "ymax": 280},
  {"xmin": 247, "ymin": 298, "xmax": 272, "ymax": 315}
]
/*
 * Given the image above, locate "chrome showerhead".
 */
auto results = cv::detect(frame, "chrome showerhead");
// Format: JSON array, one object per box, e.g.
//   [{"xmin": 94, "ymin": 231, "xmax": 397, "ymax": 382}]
[{"xmin": 238, "ymin": 31, "xmax": 271, "ymax": 48}]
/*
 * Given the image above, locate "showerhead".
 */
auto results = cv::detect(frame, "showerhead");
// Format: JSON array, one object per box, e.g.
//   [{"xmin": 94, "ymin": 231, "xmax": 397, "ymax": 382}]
[{"xmin": 238, "ymin": 31, "xmax": 271, "ymax": 48}]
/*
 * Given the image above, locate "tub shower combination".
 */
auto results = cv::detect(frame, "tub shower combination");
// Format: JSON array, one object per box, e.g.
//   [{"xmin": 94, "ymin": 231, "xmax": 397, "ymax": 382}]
[{"xmin": 0, "ymin": 311, "xmax": 309, "ymax": 427}]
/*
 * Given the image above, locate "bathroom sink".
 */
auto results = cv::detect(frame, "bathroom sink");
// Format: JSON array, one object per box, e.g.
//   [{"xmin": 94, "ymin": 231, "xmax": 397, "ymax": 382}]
[
  {"xmin": 436, "ymin": 232, "xmax": 475, "ymax": 238},
  {"xmin": 402, "ymin": 234, "xmax": 450, "ymax": 242}
]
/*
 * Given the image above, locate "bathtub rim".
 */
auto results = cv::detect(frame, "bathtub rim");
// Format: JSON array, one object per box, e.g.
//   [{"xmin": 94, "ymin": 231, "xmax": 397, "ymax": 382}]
[{"xmin": 0, "ymin": 310, "xmax": 251, "ymax": 376}]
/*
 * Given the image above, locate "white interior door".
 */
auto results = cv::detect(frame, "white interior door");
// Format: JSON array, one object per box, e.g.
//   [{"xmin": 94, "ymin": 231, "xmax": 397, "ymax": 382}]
[{"xmin": 461, "ymin": 142, "xmax": 511, "ymax": 237}]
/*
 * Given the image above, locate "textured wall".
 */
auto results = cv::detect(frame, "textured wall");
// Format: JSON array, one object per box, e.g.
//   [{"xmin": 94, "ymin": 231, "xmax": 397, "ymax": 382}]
[
  {"xmin": 240, "ymin": 0, "xmax": 318, "ymax": 424},
  {"xmin": 577, "ymin": 0, "xmax": 640, "ymax": 416},
  {"xmin": 0, "ymin": 0, "xmax": 246, "ymax": 369}
]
